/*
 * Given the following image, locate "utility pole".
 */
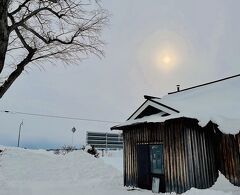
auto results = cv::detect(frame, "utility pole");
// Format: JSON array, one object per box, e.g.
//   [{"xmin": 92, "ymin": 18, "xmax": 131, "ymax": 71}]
[{"xmin": 17, "ymin": 121, "xmax": 23, "ymax": 147}]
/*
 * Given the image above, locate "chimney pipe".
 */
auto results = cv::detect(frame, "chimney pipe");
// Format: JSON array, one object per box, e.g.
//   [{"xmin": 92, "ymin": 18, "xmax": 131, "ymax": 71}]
[{"xmin": 176, "ymin": 85, "xmax": 180, "ymax": 92}]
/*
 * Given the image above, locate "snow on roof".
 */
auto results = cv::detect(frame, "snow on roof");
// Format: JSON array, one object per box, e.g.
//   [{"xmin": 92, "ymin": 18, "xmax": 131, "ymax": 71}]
[{"xmin": 113, "ymin": 75, "xmax": 240, "ymax": 134}]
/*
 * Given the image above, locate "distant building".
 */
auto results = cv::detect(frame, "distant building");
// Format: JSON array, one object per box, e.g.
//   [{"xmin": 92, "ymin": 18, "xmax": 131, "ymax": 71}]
[
  {"xmin": 111, "ymin": 74, "xmax": 240, "ymax": 193},
  {"xmin": 86, "ymin": 131, "xmax": 123, "ymax": 150}
]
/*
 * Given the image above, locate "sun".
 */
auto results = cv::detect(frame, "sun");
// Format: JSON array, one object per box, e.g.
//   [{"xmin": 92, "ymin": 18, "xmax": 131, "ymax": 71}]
[
  {"xmin": 162, "ymin": 55, "xmax": 172, "ymax": 64},
  {"xmin": 154, "ymin": 51, "xmax": 177, "ymax": 72}
]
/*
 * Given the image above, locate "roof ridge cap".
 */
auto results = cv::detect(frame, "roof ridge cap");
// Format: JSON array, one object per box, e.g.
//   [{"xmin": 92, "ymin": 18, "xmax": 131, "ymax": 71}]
[{"xmin": 168, "ymin": 73, "xmax": 240, "ymax": 95}]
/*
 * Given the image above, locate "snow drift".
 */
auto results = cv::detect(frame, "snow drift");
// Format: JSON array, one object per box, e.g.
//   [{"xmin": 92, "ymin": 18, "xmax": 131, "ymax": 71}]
[{"xmin": 0, "ymin": 146, "xmax": 239, "ymax": 195}]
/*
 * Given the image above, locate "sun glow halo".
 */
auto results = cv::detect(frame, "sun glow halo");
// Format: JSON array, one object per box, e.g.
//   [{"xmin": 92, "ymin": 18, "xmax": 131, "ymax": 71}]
[{"xmin": 137, "ymin": 30, "xmax": 189, "ymax": 74}]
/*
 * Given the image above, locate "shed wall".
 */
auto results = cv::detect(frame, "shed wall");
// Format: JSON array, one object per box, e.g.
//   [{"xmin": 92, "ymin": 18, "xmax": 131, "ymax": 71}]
[
  {"xmin": 123, "ymin": 118, "xmax": 218, "ymax": 193},
  {"xmin": 216, "ymin": 131, "xmax": 240, "ymax": 186}
]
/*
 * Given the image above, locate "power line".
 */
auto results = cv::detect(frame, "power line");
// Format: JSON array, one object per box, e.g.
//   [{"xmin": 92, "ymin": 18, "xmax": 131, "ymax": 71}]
[{"xmin": 0, "ymin": 110, "xmax": 121, "ymax": 124}]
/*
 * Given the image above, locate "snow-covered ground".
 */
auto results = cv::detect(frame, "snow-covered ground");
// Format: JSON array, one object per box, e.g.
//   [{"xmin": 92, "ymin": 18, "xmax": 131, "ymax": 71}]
[
  {"xmin": 0, "ymin": 146, "xmax": 239, "ymax": 195},
  {"xmin": 101, "ymin": 150, "xmax": 123, "ymax": 173}
]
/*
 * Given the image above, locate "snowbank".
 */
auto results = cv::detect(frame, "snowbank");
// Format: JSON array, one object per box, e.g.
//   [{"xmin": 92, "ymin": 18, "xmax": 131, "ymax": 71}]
[
  {"xmin": 0, "ymin": 146, "xmax": 239, "ymax": 195},
  {"xmin": 100, "ymin": 150, "xmax": 123, "ymax": 173}
]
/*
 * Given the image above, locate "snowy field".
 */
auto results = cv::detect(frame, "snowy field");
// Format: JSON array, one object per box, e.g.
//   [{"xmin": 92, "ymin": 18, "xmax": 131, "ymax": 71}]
[{"xmin": 0, "ymin": 146, "xmax": 239, "ymax": 195}]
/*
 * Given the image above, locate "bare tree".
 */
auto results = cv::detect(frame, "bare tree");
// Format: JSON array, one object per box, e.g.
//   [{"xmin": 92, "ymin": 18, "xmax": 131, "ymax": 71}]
[{"xmin": 0, "ymin": 0, "xmax": 108, "ymax": 98}]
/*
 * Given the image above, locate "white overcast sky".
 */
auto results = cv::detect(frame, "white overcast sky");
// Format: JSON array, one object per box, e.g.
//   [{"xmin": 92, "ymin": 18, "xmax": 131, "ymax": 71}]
[{"xmin": 1, "ymin": 0, "xmax": 240, "ymax": 149}]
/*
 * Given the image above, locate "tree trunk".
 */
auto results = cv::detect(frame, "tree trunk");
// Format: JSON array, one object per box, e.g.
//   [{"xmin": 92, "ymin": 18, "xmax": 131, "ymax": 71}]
[{"xmin": 0, "ymin": 0, "xmax": 9, "ymax": 74}]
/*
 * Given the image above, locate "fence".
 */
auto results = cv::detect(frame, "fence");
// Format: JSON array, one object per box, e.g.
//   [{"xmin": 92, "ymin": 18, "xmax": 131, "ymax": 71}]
[{"xmin": 86, "ymin": 131, "xmax": 123, "ymax": 150}]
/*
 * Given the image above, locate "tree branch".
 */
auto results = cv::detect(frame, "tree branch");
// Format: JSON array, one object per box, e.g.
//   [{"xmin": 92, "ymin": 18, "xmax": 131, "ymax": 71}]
[
  {"xmin": 9, "ymin": 0, "xmax": 31, "ymax": 15},
  {"xmin": 22, "ymin": 24, "xmax": 49, "ymax": 44},
  {"xmin": 22, "ymin": 23, "xmax": 89, "ymax": 46},
  {"xmin": 0, "ymin": 49, "xmax": 36, "ymax": 98},
  {"xmin": 9, "ymin": 7, "xmax": 65, "ymax": 32},
  {"xmin": 8, "ymin": 13, "xmax": 33, "ymax": 51}
]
